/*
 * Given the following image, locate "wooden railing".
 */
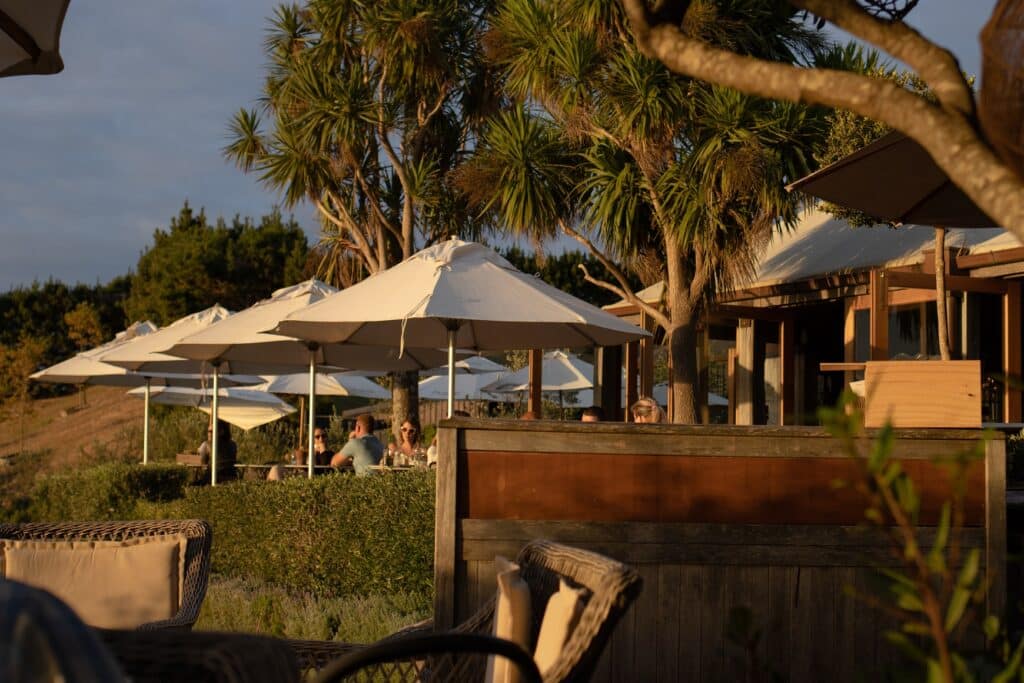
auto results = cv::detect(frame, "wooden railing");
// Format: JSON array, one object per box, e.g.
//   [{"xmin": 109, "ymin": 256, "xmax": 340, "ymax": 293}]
[{"xmin": 433, "ymin": 419, "xmax": 1006, "ymax": 682}]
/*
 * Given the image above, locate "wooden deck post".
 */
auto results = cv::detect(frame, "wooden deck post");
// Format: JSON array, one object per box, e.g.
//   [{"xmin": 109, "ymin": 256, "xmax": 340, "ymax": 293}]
[
  {"xmin": 596, "ymin": 346, "xmax": 623, "ymax": 420},
  {"xmin": 528, "ymin": 349, "xmax": 543, "ymax": 415},
  {"xmin": 625, "ymin": 341, "xmax": 639, "ymax": 414},
  {"xmin": 843, "ymin": 297, "xmax": 857, "ymax": 390},
  {"xmin": 735, "ymin": 320, "xmax": 754, "ymax": 425},
  {"xmin": 780, "ymin": 318, "xmax": 795, "ymax": 425},
  {"xmin": 869, "ymin": 269, "xmax": 889, "ymax": 360},
  {"xmin": 639, "ymin": 311, "xmax": 654, "ymax": 400},
  {"xmin": 1004, "ymin": 281, "xmax": 1022, "ymax": 423}
]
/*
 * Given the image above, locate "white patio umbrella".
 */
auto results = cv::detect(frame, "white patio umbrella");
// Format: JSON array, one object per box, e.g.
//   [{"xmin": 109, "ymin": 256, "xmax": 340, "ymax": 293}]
[
  {"xmin": 256, "ymin": 372, "xmax": 391, "ymax": 399},
  {"xmin": 159, "ymin": 281, "xmax": 454, "ymax": 480},
  {"xmin": 419, "ymin": 371, "xmax": 514, "ymax": 402},
  {"xmin": 127, "ymin": 386, "xmax": 296, "ymax": 430},
  {"xmin": 31, "ymin": 319, "xmax": 258, "ymax": 463},
  {"xmin": 272, "ymin": 240, "xmax": 649, "ymax": 417},
  {"xmin": 101, "ymin": 305, "xmax": 236, "ymax": 478},
  {"xmin": 481, "ymin": 350, "xmax": 594, "ymax": 416},
  {"xmin": 254, "ymin": 372, "xmax": 390, "ymax": 452},
  {"xmin": 0, "ymin": 0, "xmax": 70, "ymax": 78},
  {"xmin": 419, "ymin": 355, "xmax": 509, "ymax": 377}
]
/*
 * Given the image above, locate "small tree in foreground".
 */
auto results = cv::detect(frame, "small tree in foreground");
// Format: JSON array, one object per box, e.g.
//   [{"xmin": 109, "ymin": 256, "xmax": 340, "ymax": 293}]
[{"xmin": 820, "ymin": 395, "xmax": 1023, "ymax": 682}]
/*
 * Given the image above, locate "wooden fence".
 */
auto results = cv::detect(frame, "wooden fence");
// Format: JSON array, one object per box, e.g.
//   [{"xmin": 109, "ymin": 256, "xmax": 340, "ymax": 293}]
[{"xmin": 433, "ymin": 419, "xmax": 1006, "ymax": 682}]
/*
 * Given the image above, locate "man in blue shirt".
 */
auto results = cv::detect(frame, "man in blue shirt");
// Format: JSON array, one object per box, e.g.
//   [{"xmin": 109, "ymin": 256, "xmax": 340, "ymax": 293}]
[{"xmin": 331, "ymin": 413, "xmax": 384, "ymax": 475}]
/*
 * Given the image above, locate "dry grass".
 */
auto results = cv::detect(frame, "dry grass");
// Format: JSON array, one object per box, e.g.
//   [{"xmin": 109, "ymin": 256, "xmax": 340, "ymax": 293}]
[{"xmin": 0, "ymin": 386, "xmax": 143, "ymax": 468}]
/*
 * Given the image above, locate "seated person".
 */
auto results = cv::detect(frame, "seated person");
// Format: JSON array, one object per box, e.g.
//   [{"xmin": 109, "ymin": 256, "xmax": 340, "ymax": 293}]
[
  {"xmin": 330, "ymin": 414, "xmax": 384, "ymax": 476},
  {"xmin": 397, "ymin": 416, "xmax": 424, "ymax": 464},
  {"xmin": 197, "ymin": 419, "xmax": 238, "ymax": 481},
  {"xmin": 630, "ymin": 396, "xmax": 664, "ymax": 424},
  {"xmin": 581, "ymin": 406, "xmax": 604, "ymax": 422},
  {"xmin": 312, "ymin": 428, "xmax": 334, "ymax": 467}
]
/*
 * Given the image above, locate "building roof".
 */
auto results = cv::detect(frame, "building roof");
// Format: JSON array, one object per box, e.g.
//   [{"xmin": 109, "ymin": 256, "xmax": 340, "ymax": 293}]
[{"xmin": 604, "ymin": 209, "xmax": 1022, "ymax": 312}]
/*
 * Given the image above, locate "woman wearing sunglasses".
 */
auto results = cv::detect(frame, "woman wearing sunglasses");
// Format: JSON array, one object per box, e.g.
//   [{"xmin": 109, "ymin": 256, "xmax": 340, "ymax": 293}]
[{"xmin": 396, "ymin": 416, "xmax": 425, "ymax": 466}]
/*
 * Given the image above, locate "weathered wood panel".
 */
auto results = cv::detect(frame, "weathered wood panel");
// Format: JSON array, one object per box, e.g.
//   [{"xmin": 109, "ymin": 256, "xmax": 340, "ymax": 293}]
[
  {"xmin": 864, "ymin": 360, "xmax": 982, "ymax": 428},
  {"xmin": 460, "ymin": 452, "xmax": 986, "ymax": 525},
  {"xmin": 435, "ymin": 421, "xmax": 1005, "ymax": 682}
]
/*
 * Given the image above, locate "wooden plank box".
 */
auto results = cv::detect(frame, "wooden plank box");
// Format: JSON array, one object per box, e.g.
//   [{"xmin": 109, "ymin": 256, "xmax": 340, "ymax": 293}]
[{"xmin": 864, "ymin": 360, "xmax": 981, "ymax": 428}]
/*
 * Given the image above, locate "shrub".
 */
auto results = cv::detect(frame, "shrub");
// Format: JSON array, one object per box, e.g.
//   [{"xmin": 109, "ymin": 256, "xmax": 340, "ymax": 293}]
[
  {"xmin": 142, "ymin": 470, "xmax": 436, "ymax": 609},
  {"xmin": 27, "ymin": 463, "xmax": 189, "ymax": 521}
]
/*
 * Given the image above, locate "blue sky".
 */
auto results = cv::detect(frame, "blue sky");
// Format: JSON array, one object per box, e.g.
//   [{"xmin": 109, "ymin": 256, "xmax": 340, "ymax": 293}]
[{"xmin": 0, "ymin": 0, "xmax": 997, "ymax": 289}]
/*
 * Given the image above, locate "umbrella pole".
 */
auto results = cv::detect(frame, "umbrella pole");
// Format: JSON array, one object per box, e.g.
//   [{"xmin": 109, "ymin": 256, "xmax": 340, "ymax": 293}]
[
  {"xmin": 447, "ymin": 329, "xmax": 456, "ymax": 418},
  {"xmin": 308, "ymin": 352, "xmax": 316, "ymax": 479},
  {"xmin": 211, "ymin": 364, "xmax": 219, "ymax": 487},
  {"xmin": 142, "ymin": 377, "xmax": 151, "ymax": 465},
  {"xmin": 298, "ymin": 396, "xmax": 305, "ymax": 453}
]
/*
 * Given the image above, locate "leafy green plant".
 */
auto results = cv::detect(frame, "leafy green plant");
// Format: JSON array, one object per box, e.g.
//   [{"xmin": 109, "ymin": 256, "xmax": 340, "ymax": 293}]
[{"xmin": 820, "ymin": 393, "xmax": 1021, "ymax": 682}]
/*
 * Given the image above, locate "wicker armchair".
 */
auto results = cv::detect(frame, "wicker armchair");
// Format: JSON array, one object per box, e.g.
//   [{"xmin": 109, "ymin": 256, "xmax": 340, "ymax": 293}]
[
  {"xmin": 0, "ymin": 519, "xmax": 212, "ymax": 630},
  {"xmin": 294, "ymin": 540, "xmax": 642, "ymax": 682}
]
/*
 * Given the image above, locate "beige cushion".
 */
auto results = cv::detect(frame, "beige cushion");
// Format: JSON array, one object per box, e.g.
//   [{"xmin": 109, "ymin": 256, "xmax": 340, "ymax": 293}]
[
  {"xmin": 486, "ymin": 556, "xmax": 532, "ymax": 683},
  {"xmin": 534, "ymin": 578, "xmax": 587, "ymax": 675},
  {"xmin": 2, "ymin": 534, "xmax": 187, "ymax": 629}
]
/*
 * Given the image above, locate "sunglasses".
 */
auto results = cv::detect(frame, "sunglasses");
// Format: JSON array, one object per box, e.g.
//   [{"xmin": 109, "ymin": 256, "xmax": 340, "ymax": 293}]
[
  {"xmin": 314, "ymin": 433, "xmax": 325, "ymax": 440},
  {"xmin": 401, "ymin": 427, "xmax": 417, "ymax": 433}
]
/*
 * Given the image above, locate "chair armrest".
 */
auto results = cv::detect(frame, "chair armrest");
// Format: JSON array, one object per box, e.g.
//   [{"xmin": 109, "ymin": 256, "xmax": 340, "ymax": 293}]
[
  {"xmin": 313, "ymin": 632, "xmax": 542, "ymax": 683},
  {"xmin": 285, "ymin": 619, "xmax": 433, "ymax": 673}
]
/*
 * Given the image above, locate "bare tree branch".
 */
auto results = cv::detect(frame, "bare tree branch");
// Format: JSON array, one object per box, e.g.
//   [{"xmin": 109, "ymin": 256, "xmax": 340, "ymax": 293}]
[{"xmin": 559, "ymin": 219, "xmax": 671, "ymax": 329}]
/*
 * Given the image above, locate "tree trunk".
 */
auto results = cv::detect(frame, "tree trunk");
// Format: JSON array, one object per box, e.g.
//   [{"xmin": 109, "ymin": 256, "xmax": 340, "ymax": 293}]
[
  {"xmin": 666, "ymin": 297, "xmax": 700, "ymax": 424},
  {"xmin": 391, "ymin": 370, "xmax": 419, "ymax": 439},
  {"xmin": 934, "ymin": 227, "xmax": 951, "ymax": 360}
]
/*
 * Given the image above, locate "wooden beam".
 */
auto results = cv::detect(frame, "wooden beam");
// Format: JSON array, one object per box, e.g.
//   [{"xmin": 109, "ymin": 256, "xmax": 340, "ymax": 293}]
[
  {"xmin": 1005, "ymin": 281, "xmax": 1022, "ymax": 422},
  {"xmin": 843, "ymin": 298, "xmax": 857, "ymax": 389},
  {"xmin": 527, "ymin": 349, "xmax": 543, "ymax": 415},
  {"xmin": 886, "ymin": 270, "xmax": 1008, "ymax": 295},
  {"xmin": 957, "ymin": 245, "xmax": 1024, "ymax": 270},
  {"xmin": 727, "ymin": 347, "xmax": 737, "ymax": 425},
  {"xmin": 780, "ymin": 319, "xmax": 795, "ymax": 425},
  {"xmin": 625, "ymin": 341, "xmax": 639, "ymax": 416},
  {"xmin": 869, "ymin": 270, "xmax": 889, "ymax": 361},
  {"xmin": 735, "ymin": 320, "xmax": 754, "ymax": 425},
  {"xmin": 972, "ymin": 261, "xmax": 1024, "ymax": 279}
]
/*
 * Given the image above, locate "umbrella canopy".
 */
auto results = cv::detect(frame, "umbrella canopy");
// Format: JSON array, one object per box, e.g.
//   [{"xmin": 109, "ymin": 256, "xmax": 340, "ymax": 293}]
[
  {"xmin": 100, "ymin": 305, "xmax": 234, "ymax": 374},
  {"xmin": 420, "ymin": 355, "xmax": 509, "ymax": 377},
  {"xmin": 31, "ymin": 321, "xmax": 158, "ymax": 386},
  {"xmin": 274, "ymin": 241, "xmax": 649, "ymax": 349},
  {"xmin": 482, "ymin": 351, "xmax": 594, "ymax": 393},
  {"xmin": 0, "ymin": 0, "xmax": 70, "ymax": 77},
  {"xmin": 159, "ymin": 281, "xmax": 453, "ymax": 481},
  {"xmin": 256, "ymin": 372, "xmax": 390, "ymax": 400},
  {"xmin": 160, "ymin": 280, "xmax": 451, "ymax": 373},
  {"xmin": 419, "ymin": 371, "xmax": 514, "ymax": 402},
  {"xmin": 31, "ymin": 319, "xmax": 260, "ymax": 387},
  {"xmin": 272, "ymin": 240, "xmax": 648, "ymax": 416},
  {"xmin": 127, "ymin": 386, "xmax": 295, "ymax": 431},
  {"xmin": 786, "ymin": 131, "xmax": 997, "ymax": 228}
]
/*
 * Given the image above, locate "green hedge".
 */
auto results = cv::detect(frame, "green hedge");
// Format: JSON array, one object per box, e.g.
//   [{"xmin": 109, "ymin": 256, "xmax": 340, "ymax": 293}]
[
  {"xmin": 141, "ymin": 471, "xmax": 436, "ymax": 609},
  {"xmin": 15, "ymin": 463, "xmax": 436, "ymax": 610},
  {"xmin": 25, "ymin": 463, "xmax": 189, "ymax": 521}
]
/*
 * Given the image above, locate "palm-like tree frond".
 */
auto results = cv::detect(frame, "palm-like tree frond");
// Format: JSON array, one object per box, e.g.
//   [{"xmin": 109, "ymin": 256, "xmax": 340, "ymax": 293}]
[{"xmin": 224, "ymin": 109, "xmax": 266, "ymax": 172}]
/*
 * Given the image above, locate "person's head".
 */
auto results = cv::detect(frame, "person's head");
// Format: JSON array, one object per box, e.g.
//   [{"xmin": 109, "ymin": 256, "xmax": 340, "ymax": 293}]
[
  {"xmin": 581, "ymin": 406, "xmax": 604, "ymax": 423},
  {"xmin": 631, "ymin": 397, "xmax": 663, "ymax": 423},
  {"xmin": 400, "ymin": 416, "xmax": 421, "ymax": 444},
  {"xmin": 215, "ymin": 419, "xmax": 231, "ymax": 440},
  {"xmin": 313, "ymin": 427, "xmax": 328, "ymax": 450},
  {"xmin": 354, "ymin": 413, "xmax": 375, "ymax": 436}
]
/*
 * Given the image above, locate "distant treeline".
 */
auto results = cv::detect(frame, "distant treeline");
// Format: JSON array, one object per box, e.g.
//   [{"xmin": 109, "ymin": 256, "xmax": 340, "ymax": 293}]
[{"xmin": 1, "ymin": 200, "xmax": 641, "ymax": 398}]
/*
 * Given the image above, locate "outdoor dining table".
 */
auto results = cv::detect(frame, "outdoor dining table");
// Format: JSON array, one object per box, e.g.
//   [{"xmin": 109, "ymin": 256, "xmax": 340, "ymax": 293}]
[{"xmin": 234, "ymin": 463, "xmax": 341, "ymax": 480}]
